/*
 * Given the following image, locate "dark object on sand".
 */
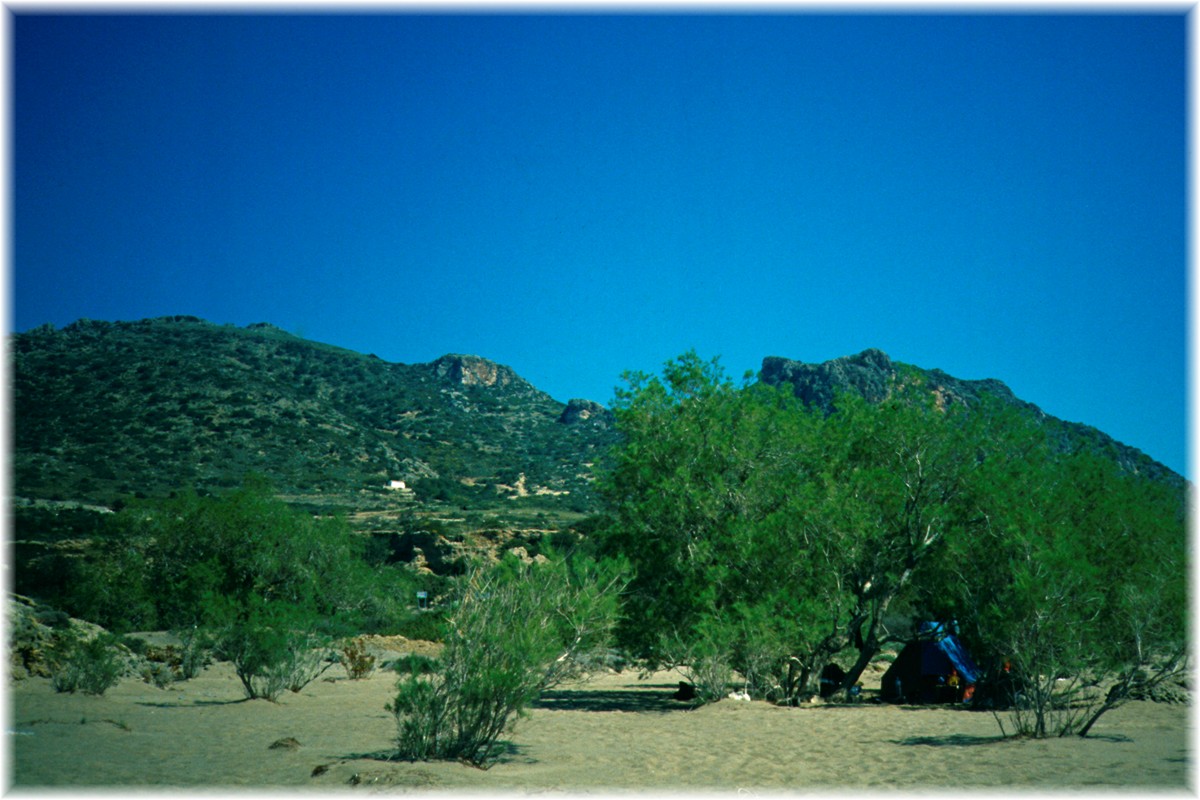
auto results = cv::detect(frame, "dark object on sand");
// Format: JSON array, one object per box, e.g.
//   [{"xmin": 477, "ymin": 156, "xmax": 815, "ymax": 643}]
[
  {"xmin": 672, "ymin": 681, "xmax": 697, "ymax": 701},
  {"xmin": 819, "ymin": 663, "xmax": 847, "ymax": 698}
]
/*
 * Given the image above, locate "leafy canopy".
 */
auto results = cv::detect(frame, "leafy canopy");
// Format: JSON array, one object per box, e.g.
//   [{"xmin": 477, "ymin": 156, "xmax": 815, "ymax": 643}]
[{"xmin": 596, "ymin": 350, "xmax": 1187, "ymax": 716}]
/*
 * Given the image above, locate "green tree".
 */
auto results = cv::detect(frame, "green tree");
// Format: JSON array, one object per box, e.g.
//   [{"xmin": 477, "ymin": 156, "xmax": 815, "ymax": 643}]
[
  {"xmin": 597, "ymin": 353, "xmax": 852, "ymax": 700},
  {"xmin": 599, "ymin": 353, "xmax": 1028, "ymax": 702},
  {"xmin": 919, "ymin": 416, "xmax": 1188, "ymax": 737},
  {"xmin": 809, "ymin": 386, "xmax": 992, "ymax": 697},
  {"xmin": 602, "ymin": 350, "xmax": 1187, "ymax": 723},
  {"xmin": 91, "ymin": 476, "xmax": 396, "ymax": 633},
  {"xmin": 51, "ymin": 477, "xmax": 423, "ymax": 697}
]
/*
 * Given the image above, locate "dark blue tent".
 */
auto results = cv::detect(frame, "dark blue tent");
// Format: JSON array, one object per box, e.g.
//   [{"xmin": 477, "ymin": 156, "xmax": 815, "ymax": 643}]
[{"xmin": 880, "ymin": 622, "xmax": 980, "ymax": 704}]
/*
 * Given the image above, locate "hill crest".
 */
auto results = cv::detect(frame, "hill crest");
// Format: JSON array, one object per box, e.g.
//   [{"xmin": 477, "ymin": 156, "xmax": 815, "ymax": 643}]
[
  {"xmin": 11, "ymin": 318, "xmax": 1183, "ymax": 509},
  {"xmin": 11, "ymin": 316, "xmax": 615, "ymax": 507},
  {"xmin": 759, "ymin": 349, "xmax": 1181, "ymax": 489}
]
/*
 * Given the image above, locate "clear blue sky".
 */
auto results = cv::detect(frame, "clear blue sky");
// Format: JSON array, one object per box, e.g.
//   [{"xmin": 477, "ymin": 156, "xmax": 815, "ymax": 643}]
[{"xmin": 12, "ymin": 11, "xmax": 1189, "ymax": 477}]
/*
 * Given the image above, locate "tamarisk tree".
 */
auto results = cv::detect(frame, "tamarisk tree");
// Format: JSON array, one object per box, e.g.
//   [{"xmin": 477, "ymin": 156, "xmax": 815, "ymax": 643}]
[
  {"xmin": 807, "ymin": 387, "xmax": 989, "ymax": 697},
  {"xmin": 924, "ymin": 430, "xmax": 1189, "ymax": 738},
  {"xmin": 597, "ymin": 352, "xmax": 990, "ymax": 702}
]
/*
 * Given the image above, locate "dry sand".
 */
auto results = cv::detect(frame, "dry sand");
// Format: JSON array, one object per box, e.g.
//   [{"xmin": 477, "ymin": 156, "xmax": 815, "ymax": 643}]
[{"xmin": 5, "ymin": 652, "xmax": 1191, "ymax": 793}]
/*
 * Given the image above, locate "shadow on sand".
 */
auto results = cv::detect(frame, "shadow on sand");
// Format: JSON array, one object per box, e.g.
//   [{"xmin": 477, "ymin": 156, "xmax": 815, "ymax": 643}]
[
  {"xmin": 895, "ymin": 731, "xmax": 1133, "ymax": 747},
  {"xmin": 342, "ymin": 740, "xmax": 533, "ymax": 767},
  {"xmin": 136, "ymin": 697, "xmax": 252, "ymax": 708},
  {"xmin": 894, "ymin": 733, "xmax": 1007, "ymax": 747},
  {"xmin": 532, "ymin": 685, "xmax": 690, "ymax": 713}
]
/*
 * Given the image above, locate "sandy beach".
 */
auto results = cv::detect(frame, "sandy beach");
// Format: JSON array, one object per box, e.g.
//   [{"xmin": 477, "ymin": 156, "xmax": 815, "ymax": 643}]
[{"xmin": 5, "ymin": 643, "xmax": 1190, "ymax": 793}]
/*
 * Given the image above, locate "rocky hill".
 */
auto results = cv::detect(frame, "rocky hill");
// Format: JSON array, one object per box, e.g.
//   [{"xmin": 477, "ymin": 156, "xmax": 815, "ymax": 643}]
[
  {"xmin": 11, "ymin": 320, "xmax": 1185, "ymax": 592},
  {"xmin": 11, "ymin": 320, "xmax": 1183, "ymax": 519},
  {"xmin": 11, "ymin": 317, "xmax": 617, "ymax": 511},
  {"xmin": 759, "ymin": 349, "xmax": 1184, "ymax": 490}
]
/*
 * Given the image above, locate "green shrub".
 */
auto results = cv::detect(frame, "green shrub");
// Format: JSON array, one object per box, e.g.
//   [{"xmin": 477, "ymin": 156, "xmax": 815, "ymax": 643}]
[
  {"xmin": 215, "ymin": 623, "xmax": 287, "ymax": 701},
  {"xmin": 390, "ymin": 554, "xmax": 625, "ymax": 768},
  {"xmin": 51, "ymin": 635, "xmax": 123, "ymax": 696},
  {"xmin": 687, "ymin": 652, "xmax": 735, "ymax": 705},
  {"xmin": 174, "ymin": 627, "xmax": 214, "ymax": 680},
  {"xmin": 388, "ymin": 665, "xmax": 450, "ymax": 761},
  {"xmin": 119, "ymin": 635, "xmax": 149, "ymax": 656},
  {"xmin": 215, "ymin": 621, "xmax": 332, "ymax": 701},
  {"xmin": 391, "ymin": 653, "xmax": 438, "ymax": 675},
  {"xmin": 141, "ymin": 662, "xmax": 175, "ymax": 689},
  {"xmin": 141, "ymin": 628, "xmax": 214, "ymax": 687},
  {"xmin": 392, "ymin": 609, "xmax": 446, "ymax": 643},
  {"xmin": 281, "ymin": 637, "xmax": 334, "ymax": 693},
  {"xmin": 669, "ymin": 620, "xmax": 735, "ymax": 704}
]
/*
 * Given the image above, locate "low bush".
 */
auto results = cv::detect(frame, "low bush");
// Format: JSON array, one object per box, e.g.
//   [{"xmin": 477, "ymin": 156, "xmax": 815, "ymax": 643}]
[
  {"xmin": 118, "ymin": 635, "xmax": 149, "ymax": 656},
  {"xmin": 685, "ymin": 649, "xmax": 735, "ymax": 705},
  {"xmin": 281, "ymin": 637, "xmax": 334, "ymax": 693},
  {"xmin": 390, "ymin": 554, "xmax": 626, "ymax": 768},
  {"xmin": 142, "ymin": 662, "xmax": 175, "ymax": 689},
  {"xmin": 391, "ymin": 653, "xmax": 438, "ymax": 675},
  {"xmin": 392, "ymin": 609, "xmax": 446, "ymax": 643},
  {"xmin": 216, "ymin": 621, "xmax": 332, "ymax": 702},
  {"xmin": 175, "ymin": 626, "xmax": 214, "ymax": 680},
  {"xmin": 140, "ymin": 629, "xmax": 215, "ymax": 688},
  {"xmin": 340, "ymin": 638, "xmax": 376, "ymax": 680},
  {"xmin": 50, "ymin": 635, "xmax": 123, "ymax": 696}
]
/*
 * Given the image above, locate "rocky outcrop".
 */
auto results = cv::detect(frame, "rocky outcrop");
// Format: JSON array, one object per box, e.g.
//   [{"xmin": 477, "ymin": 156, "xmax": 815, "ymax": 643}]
[
  {"xmin": 760, "ymin": 349, "xmax": 897, "ymax": 414},
  {"xmin": 8, "ymin": 594, "xmax": 143, "ymax": 681},
  {"xmin": 761, "ymin": 349, "xmax": 1038, "ymax": 417},
  {"xmin": 430, "ymin": 354, "xmax": 518, "ymax": 388},
  {"xmin": 759, "ymin": 350, "xmax": 1184, "ymax": 491},
  {"xmin": 558, "ymin": 398, "xmax": 614, "ymax": 427}
]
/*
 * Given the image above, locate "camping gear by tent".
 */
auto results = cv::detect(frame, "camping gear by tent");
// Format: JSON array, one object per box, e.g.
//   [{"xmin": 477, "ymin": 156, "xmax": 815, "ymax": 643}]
[
  {"xmin": 881, "ymin": 622, "xmax": 980, "ymax": 704},
  {"xmin": 818, "ymin": 663, "xmax": 847, "ymax": 698}
]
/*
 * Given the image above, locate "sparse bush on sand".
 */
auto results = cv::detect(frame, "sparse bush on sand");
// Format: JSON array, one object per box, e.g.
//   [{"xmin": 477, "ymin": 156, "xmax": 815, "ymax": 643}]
[
  {"xmin": 50, "ymin": 634, "xmax": 123, "ymax": 696},
  {"xmin": 391, "ymin": 653, "xmax": 438, "ymax": 675},
  {"xmin": 389, "ymin": 553, "xmax": 626, "ymax": 768},
  {"xmin": 340, "ymin": 638, "xmax": 376, "ymax": 680},
  {"xmin": 214, "ymin": 605, "xmax": 333, "ymax": 702},
  {"xmin": 174, "ymin": 626, "xmax": 214, "ymax": 680},
  {"xmin": 217, "ymin": 624, "xmax": 332, "ymax": 701},
  {"xmin": 140, "ymin": 628, "xmax": 216, "ymax": 688}
]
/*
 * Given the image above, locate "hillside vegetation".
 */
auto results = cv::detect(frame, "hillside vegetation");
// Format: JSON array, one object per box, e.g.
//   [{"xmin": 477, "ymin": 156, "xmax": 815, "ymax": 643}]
[
  {"xmin": 13, "ymin": 316, "xmax": 616, "ymax": 511},
  {"xmin": 13, "ymin": 317, "xmax": 1182, "ymax": 515},
  {"xmin": 12, "ymin": 317, "xmax": 1184, "ymax": 581}
]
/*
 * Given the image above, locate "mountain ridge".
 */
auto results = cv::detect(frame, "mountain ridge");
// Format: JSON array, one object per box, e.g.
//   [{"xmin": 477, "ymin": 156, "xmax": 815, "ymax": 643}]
[
  {"xmin": 11, "ymin": 316, "xmax": 616, "ymax": 508},
  {"xmin": 10, "ymin": 317, "xmax": 1184, "ymax": 512},
  {"xmin": 759, "ymin": 348, "xmax": 1183, "ymax": 490}
]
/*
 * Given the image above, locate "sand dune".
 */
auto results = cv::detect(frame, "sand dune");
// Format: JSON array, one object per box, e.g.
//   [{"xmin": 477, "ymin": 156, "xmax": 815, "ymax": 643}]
[{"xmin": 7, "ymin": 657, "xmax": 1190, "ymax": 792}]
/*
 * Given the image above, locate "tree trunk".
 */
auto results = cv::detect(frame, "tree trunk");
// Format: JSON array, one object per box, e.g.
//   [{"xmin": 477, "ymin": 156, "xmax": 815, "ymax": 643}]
[
  {"xmin": 840, "ymin": 638, "xmax": 879, "ymax": 698},
  {"xmin": 789, "ymin": 647, "xmax": 839, "ymax": 703},
  {"xmin": 794, "ymin": 663, "xmax": 814, "ymax": 702},
  {"xmin": 837, "ymin": 590, "xmax": 898, "ymax": 698}
]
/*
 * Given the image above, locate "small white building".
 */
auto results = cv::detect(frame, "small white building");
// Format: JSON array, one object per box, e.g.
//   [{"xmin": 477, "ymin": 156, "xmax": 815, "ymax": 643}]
[{"xmin": 386, "ymin": 480, "xmax": 407, "ymax": 490}]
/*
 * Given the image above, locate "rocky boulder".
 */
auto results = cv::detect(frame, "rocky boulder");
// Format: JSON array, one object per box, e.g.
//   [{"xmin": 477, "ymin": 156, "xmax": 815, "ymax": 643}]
[{"xmin": 558, "ymin": 398, "xmax": 614, "ymax": 427}]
